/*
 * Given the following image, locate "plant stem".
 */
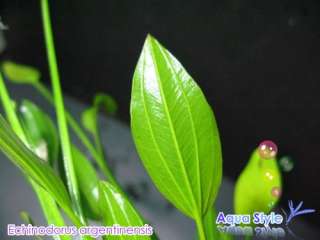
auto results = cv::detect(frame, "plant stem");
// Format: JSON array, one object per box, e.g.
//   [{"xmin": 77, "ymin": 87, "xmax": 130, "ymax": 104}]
[
  {"xmin": 40, "ymin": 0, "xmax": 85, "ymax": 223},
  {"xmin": 35, "ymin": 82, "xmax": 121, "ymax": 190},
  {"xmin": 195, "ymin": 215, "xmax": 207, "ymax": 240},
  {"xmin": 0, "ymin": 73, "xmax": 26, "ymax": 140},
  {"xmin": 0, "ymin": 72, "xmax": 79, "ymax": 238}
]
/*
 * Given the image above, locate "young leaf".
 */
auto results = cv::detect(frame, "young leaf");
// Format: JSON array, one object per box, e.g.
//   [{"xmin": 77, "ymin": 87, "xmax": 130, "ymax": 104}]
[
  {"xmin": 72, "ymin": 146, "xmax": 101, "ymax": 220},
  {"xmin": 98, "ymin": 181, "xmax": 154, "ymax": 239},
  {"xmin": 94, "ymin": 93, "xmax": 117, "ymax": 114},
  {"xmin": 234, "ymin": 149, "xmax": 282, "ymax": 215},
  {"xmin": 81, "ymin": 93, "xmax": 117, "ymax": 135},
  {"xmin": 130, "ymin": 35, "xmax": 222, "ymax": 220},
  {"xmin": 19, "ymin": 100, "xmax": 59, "ymax": 165},
  {"xmin": 2, "ymin": 61, "xmax": 40, "ymax": 84}
]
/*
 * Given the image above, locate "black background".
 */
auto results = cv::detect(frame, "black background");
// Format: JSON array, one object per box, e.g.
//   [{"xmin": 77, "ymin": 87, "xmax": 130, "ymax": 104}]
[{"xmin": 1, "ymin": 0, "xmax": 319, "ymax": 227}]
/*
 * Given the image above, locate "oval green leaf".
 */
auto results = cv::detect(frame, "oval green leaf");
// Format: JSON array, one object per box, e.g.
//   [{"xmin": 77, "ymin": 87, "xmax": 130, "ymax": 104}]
[
  {"xmin": 130, "ymin": 35, "xmax": 222, "ymax": 219},
  {"xmin": 19, "ymin": 100, "xmax": 59, "ymax": 165},
  {"xmin": 234, "ymin": 149, "xmax": 282, "ymax": 215},
  {"xmin": 99, "ymin": 181, "xmax": 155, "ymax": 240},
  {"xmin": 2, "ymin": 61, "xmax": 40, "ymax": 84}
]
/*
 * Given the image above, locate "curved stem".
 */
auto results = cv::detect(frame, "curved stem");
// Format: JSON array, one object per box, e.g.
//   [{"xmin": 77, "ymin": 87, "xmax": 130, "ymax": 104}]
[{"xmin": 35, "ymin": 82, "xmax": 122, "ymax": 191}]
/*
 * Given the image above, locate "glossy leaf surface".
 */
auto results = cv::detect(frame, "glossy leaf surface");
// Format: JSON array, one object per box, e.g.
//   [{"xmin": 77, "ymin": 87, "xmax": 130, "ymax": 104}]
[
  {"xmin": 2, "ymin": 61, "xmax": 40, "ymax": 84},
  {"xmin": 234, "ymin": 149, "xmax": 282, "ymax": 215},
  {"xmin": 19, "ymin": 100, "xmax": 59, "ymax": 165},
  {"xmin": 131, "ymin": 35, "xmax": 222, "ymax": 218},
  {"xmin": 99, "ymin": 181, "xmax": 154, "ymax": 239},
  {"xmin": 72, "ymin": 146, "xmax": 100, "ymax": 220},
  {"xmin": 0, "ymin": 115, "xmax": 72, "ymax": 215}
]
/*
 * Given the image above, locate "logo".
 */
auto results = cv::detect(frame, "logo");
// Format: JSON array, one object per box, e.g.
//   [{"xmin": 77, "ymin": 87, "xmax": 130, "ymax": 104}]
[
  {"xmin": 216, "ymin": 200, "xmax": 315, "ymax": 239},
  {"xmin": 282, "ymin": 200, "xmax": 315, "ymax": 225}
]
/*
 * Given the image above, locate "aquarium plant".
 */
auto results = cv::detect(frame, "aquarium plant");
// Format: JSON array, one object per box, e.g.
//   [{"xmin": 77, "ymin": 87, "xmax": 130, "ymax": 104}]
[{"xmin": 0, "ymin": 0, "xmax": 283, "ymax": 239}]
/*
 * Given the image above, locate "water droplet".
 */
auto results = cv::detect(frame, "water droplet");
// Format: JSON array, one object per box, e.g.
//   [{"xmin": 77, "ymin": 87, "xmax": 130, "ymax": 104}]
[
  {"xmin": 258, "ymin": 140, "xmax": 278, "ymax": 159},
  {"xmin": 265, "ymin": 171, "xmax": 274, "ymax": 181},
  {"xmin": 271, "ymin": 186, "xmax": 282, "ymax": 198},
  {"xmin": 34, "ymin": 140, "xmax": 48, "ymax": 162},
  {"xmin": 279, "ymin": 156, "xmax": 294, "ymax": 172}
]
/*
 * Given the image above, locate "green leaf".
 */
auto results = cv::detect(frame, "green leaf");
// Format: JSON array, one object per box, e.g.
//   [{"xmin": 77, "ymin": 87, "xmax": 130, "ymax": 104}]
[
  {"xmin": 20, "ymin": 211, "xmax": 45, "ymax": 240},
  {"xmin": 20, "ymin": 211, "xmax": 36, "ymax": 225},
  {"xmin": 19, "ymin": 100, "xmax": 59, "ymax": 165},
  {"xmin": 203, "ymin": 207, "xmax": 233, "ymax": 240},
  {"xmin": 2, "ymin": 61, "xmax": 40, "ymax": 84},
  {"xmin": 32, "ymin": 182, "xmax": 72, "ymax": 240},
  {"xmin": 234, "ymin": 149, "xmax": 282, "ymax": 215},
  {"xmin": 81, "ymin": 107, "xmax": 97, "ymax": 136},
  {"xmin": 0, "ymin": 115, "xmax": 78, "ymax": 224},
  {"xmin": 72, "ymin": 146, "xmax": 101, "ymax": 220},
  {"xmin": 130, "ymin": 35, "xmax": 222, "ymax": 220},
  {"xmin": 94, "ymin": 93, "xmax": 117, "ymax": 114},
  {"xmin": 98, "ymin": 181, "xmax": 154, "ymax": 240},
  {"xmin": 81, "ymin": 93, "xmax": 117, "ymax": 135}
]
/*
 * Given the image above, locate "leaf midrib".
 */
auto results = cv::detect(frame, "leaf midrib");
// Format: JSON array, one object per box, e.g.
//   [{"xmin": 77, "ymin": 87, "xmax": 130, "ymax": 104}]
[
  {"xmin": 147, "ymin": 38, "xmax": 199, "ymax": 217},
  {"xmin": 138, "ymin": 47, "xmax": 192, "ymax": 215},
  {"xmin": 159, "ymin": 47, "xmax": 202, "ymax": 211}
]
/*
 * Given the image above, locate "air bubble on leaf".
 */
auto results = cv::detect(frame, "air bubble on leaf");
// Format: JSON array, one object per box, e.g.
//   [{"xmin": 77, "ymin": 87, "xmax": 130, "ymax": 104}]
[
  {"xmin": 265, "ymin": 171, "xmax": 275, "ymax": 181},
  {"xmin": 271, "ymin": 186, "xmax": 282, "ymax": 198},
  {"xmin": 258, "ymin": 140, "xmax": 278, "ymax": 159},
  {"xmin": 279, "ymin": 156, "xmax": 294, "ymax": 172},
  {"xmin": 34, "ymin": 140, "xmax": 48, "ymax": 162}
]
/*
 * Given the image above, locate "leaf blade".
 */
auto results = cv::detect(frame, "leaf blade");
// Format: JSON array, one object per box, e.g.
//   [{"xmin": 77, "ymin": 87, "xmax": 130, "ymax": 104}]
[
  {"xmin": 130, "ymin": 35, "xmax": 222, "ymax": 219},
  {"xmin": 99, "ymin": 181, "xmax": 154, "ymax": 240}
]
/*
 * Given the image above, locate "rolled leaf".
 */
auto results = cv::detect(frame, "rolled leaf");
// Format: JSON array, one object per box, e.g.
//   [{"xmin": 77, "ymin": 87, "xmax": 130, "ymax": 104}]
[
  {"xmin": 130, "ymin": 35, "xmax": 222, "ymax": 219},
  {"xmin": 99, "ymin": 181, "xmax": 154, "ymax": 239},
  {"xmin": 234, "ymin": 149, "xmax": 282, "ymax": 215}
]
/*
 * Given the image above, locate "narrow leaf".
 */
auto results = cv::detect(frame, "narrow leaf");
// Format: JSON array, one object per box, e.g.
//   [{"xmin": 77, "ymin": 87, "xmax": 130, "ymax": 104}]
[
  {"xmin": 99, "ymin": 181, "xmax": 154, "ymax": 240},
  {"xmin": 72, "ymin": 146, "xmax": 100, "ymax": 220},
  {"xmin": 130, "ymin": 35, "xmax": 222, "ymax": 219},
  {"xmin": 32, "ymin": 182, "xmax": 72, "ymax": 240},
  {"xmin": 0, "ymin": 115, "xmax": 73, "ymax": 220}
]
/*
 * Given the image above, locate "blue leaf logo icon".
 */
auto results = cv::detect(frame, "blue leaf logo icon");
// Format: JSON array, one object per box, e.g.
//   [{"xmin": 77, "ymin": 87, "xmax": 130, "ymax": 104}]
[{"xmin": 284, "ymin": 200, "xmax": 315, "ymax": 225}]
